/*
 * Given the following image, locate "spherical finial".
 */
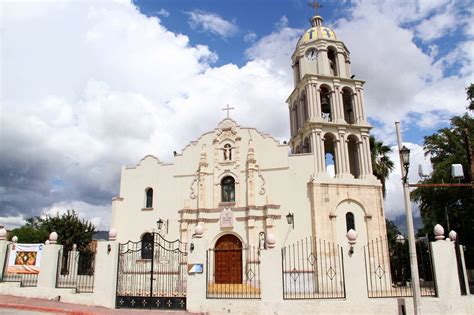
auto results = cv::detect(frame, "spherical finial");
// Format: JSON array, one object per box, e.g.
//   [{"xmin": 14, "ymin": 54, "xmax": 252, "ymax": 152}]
[
  {"xmin": 45, "ymin": 240, "xmax": 51, "ymax": 245},
  {"xmin": 396, "ymin": 234, "xmax": 406, "ymax": 244},
  {"xmin": 0, "ymin": 228, "xmax": 7, "ymax": 241},
  {"xmin": 194, "ymin": 224, "xmax": 204, "ymax": 238},
  {"xmin": 434, "ymin": 224, "xmax": 445, "ymax": 240},
  {"xmin": 346, "ymin": 229, "xmax": 357, "ymax": 245},
  {"xmin": 448, "ymin": 230, "xmax": 457, "ymax": 242},
  {"xmin": 266, "ymin": 233, "xmax": 276, "ymax": 249},
  {"xmin": 12, "ymin": 236, "xmax": 18, "ymax": 243},
  {"xmin": 109, "ymin": 228, "xmax": 117, "ymax": 241},
  {"xmin": 49, "ymin": 231, "xmax": 58, "ymax": 244}
]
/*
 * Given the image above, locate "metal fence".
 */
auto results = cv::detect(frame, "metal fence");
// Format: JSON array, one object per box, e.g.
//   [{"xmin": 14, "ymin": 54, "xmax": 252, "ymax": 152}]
[
  {"xmin": 206, "ymin": 245, "xmax": 261, "ymax": 299},
  {"xmin": 282, "ymin": 238, "xmax": 345, "ymax": 299},
  {"xmin": 56, "ymin": 249, "xmax": 95, "ymax": 293},
  {"xmin": 364, "ymin": 236, "xmax": 436, "ymax": 298},
  {"xmin": 1, "ymin": 243, "xmax": 38, "ymax": 287}
]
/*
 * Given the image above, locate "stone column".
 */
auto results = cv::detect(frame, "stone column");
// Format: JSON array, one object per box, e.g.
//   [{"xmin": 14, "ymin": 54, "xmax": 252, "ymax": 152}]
[
  {"xmin": 318, "ymin": 48, "xmax": 329, "ymax": 75},
  {"xmin": 338, "ymin": 131, "xmax": 348, "ymax": 175},
  {"xmin": 337, "ymin": 52, "xmax": 347, "ymax": 78},
  {"xmin": 333, "ymin": 86, "xmax": 342, "ymax": 123},
  {"xmin": 314, "ymin": 84, "xmax": 322, "ymax": 121},
  {"xmin": 431, "ymin": 239, "xmax": 461, "ymax": 299},
  {"xmin": 95, "ymin": 241, "xmax": 120, "ymax": 308},
  {"xmin": 0, "ymin": 240, "xmax": 8, "ymax": 280},
  {"xmin": 352, "ymin": 92, "xmax": 361, "ymax": 124},
  {"xmin": 305, "ymin": 85, "xmax": 313, "ymax": 119},
  {"xmin": 37, "ymin": 244, "xmax": 62, "ymax": 289},
  {"xmin": 335, "ymin": 138, "xmax": 343, "ymax": 178},
  {"xmin": 358, "ymin": 140, "xmax": 367, "ymax": 177},
  {"xmin": 363, "ymin": 135, "xmax": 373, "ymax": 175},
  {"xmin": 358, "ymin": 88, "xmax": 367, "ymax": 122},
  {"xmin": 260, "ymin": 248, "xmax": 284, "ymax": 303},
  {"xmin": 186, "ymin": 237, "xmax": 209, "ymax": 314},
  {"xmin": 330, "ymin": 91, "xmax": 336, "ymax": 123}
]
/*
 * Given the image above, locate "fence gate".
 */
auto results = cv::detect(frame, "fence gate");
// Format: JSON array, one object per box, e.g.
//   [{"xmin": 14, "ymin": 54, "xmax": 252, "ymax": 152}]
[{"xmin": 115, "ymin": 233, "xmax": 187, "ymax": 310}]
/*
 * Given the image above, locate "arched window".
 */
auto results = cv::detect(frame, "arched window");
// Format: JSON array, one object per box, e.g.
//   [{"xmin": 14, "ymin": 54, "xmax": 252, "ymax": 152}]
[
  {"xmin": 320, "ymin": 86, "xmax": 332, "ymax": 122},
  {"xmin": 141, "ymin": 233, "xmax": 153, "ymax": 259},
  {"xmin": 221, "ymin": 176, "xmax": 235, "ymax": 202},
  {"xmin": 346, "ymin": 212, "xmax": 355, "ymax": 232},
  {"xmin": 342, "ymin": 88, "xmax": 355, "ymax": 124},
  {"xmin": 347, "ymin": 135, "xmax": 361, "ymax": 178},
  {"xmin": 324, "ymin": 133, "xmax": 337, "ymax": 177},
  {"xmin": 327, "ymin": 47, "xmax": 338, "ymax": 76},
  {"xmin": 145, "ymin": 188, "xmax": 153, "ymax": 208}
]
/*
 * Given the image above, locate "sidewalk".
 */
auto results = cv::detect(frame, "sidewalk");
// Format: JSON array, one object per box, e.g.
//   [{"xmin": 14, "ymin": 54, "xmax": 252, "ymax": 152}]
[{"xmin": 0, "ymin": 295, "xmax": 192, "ymax": 314}]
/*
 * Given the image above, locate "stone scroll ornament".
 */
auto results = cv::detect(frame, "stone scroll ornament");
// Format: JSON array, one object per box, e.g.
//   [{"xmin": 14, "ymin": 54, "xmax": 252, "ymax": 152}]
[
  {"xmin": 190, "ymin": 173, "xmax": 198, "ymax": 199},
  {"xmin": 256, "ymin": 165, "xmax": 266, "ymax": 195}
]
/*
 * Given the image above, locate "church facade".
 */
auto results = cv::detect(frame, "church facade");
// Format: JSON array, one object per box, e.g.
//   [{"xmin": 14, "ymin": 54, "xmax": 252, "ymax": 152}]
[{"xmin": 111, "ymin": 11, "xmax": 387, "ymax": 251}]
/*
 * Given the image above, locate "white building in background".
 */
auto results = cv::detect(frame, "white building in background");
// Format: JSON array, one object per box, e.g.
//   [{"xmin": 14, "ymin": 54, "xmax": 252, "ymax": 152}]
[{"xmin": 111, "ymin": 9, "xmax": 387, "ymax": 253}]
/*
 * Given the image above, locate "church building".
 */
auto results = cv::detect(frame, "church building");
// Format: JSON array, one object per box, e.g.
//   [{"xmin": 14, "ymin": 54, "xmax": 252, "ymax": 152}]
[{"xmin": 111, "ymin": 9, "xmax": 387, "ymax": 254}]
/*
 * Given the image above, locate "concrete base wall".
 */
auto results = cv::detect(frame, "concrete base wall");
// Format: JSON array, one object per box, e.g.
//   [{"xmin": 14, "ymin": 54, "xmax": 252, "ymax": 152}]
[{"xmin": 0, "ymin": 237, "xmax": 473, "ymax": 314}]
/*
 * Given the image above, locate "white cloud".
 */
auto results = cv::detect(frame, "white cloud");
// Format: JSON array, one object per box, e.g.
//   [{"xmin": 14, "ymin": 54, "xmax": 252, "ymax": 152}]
[
  {"xmin": 0, "ymin": 216, "xmax": 27, "ymax": 230},
  {"xmin": 156, "ymin": 9, "xmax": 169, "ymax": 17},
  {"xmin": 186, "ymin": 10, "xmax": 238, "ymax": 38},
  {"xmin": 244, "ymin": 31, "xmax": 257, "ymax": 43}
]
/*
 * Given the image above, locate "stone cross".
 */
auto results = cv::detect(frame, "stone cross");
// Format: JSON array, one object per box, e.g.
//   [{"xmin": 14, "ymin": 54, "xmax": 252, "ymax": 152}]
[{"xmin": 222, "ymin": 104, "xmax": 235, "ymax": 118}]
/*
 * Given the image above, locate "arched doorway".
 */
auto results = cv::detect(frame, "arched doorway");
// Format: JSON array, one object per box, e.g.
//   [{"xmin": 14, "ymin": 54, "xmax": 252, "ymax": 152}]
[{"xmin": 214, "ymin": 234, "xmax": 242, "ymax": 284}]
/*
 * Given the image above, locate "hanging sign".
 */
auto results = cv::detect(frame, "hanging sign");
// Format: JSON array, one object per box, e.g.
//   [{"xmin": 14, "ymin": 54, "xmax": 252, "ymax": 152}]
[{"xmin": 7, "ymin": 244, "xmax": 43, "ymax": 274}]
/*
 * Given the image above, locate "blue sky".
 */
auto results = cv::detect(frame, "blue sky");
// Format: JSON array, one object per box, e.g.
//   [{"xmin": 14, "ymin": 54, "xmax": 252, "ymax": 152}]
[{"xmin": 1, "ymin": 0, "xmax": 472, "ymax": 230}]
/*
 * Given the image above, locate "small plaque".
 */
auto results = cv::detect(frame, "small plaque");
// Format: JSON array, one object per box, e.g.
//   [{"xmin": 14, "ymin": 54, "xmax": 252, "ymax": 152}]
[
  {"xmin": 188, "ymin": 264, "xmax": 203, "ymax": 274},
  {"xmin": 220, "ymin": 207, "xmax": 234, "ymax": 228}
]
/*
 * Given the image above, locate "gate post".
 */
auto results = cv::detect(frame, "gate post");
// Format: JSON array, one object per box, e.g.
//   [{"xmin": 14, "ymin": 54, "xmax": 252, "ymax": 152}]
[
  {"xmin": 37, "ymin": 243, "xmax": 62, "ymax": 289},
  {"xmin": 186, "ymin": 237, "xmax": 208, "ymax": 313},
  {"xmin": 342, "ymin": 243, "xmax": 367, "ymax": 302},
  {"xmin": 0, "ymin": 239, "xmax": 9, "ymax": 281},
  {"xmin": 94, "ymin": 240, "xmax": 119, "ymax": 308},
  {"xmin": 260, "ymin": 247, "xmax": 283, "ymax": 302},
  {"xmin": 431, "ymin": 238, "xmax": 461, "ymax": 298}
]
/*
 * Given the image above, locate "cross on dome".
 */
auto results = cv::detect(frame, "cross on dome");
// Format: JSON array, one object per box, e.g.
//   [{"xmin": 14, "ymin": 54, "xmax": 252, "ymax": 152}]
[
  {"xmin": 222, "ymin": 104, "xmax": 235, "ymax": 118},
  {"xmin": 308, "ymin": 0, "xmax": 323, "ymax": 16}
]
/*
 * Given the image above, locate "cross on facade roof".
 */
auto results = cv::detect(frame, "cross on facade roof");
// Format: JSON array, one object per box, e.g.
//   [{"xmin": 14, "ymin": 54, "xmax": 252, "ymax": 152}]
[
  {"xmin": 308, "ymin": 0, "xmax": 323, "ymax": 15},
  {"xmin": 222, "ymin": 104, "xmax": 235, "ymax": 118}
]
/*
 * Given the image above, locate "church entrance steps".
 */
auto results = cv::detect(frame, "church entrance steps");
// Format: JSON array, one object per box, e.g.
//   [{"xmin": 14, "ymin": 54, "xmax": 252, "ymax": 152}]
[{"xmin": 207, "ymin": 283, "xmax": 261, "ymax": 298}]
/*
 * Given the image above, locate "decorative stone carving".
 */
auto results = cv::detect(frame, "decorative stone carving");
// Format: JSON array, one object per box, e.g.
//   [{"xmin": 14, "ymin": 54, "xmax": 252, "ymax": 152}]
[
  {"xmin": 434, "ymin": 224, "xmax": 445, "ymax": 240},
  {"xmin": 49, "ymin": 232, "xmax": 58, "ymax": 244},
  {"xmin": 220, "ymin": 207, "xmax": 234, "ymax": 228},
  {"xmin": 190, "ymin": 173, "xmax": 198, "ymax": 199},
  {"xmin": 448, "ymin": 230, "xmax": 457, "ymax": 242},
  {"xmin": 256, "ymin": 165, "xmax": 266, "ymax": 195},
  {"xmin": 109, "ymin": 228, "xmax": 118, "ymax": 241},
  {"xmin": 194, "ymin": 224, "xmax": 204, "ymax": 238},
  {"xmin": 266, "ymin": 233, "xmax": 276, "ymax": 248}
]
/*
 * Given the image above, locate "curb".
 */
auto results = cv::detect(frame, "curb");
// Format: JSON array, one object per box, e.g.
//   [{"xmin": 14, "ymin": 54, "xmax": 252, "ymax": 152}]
[{"xmin": 0, "ymin": 302, "xmax": 93, "ymax": 314}]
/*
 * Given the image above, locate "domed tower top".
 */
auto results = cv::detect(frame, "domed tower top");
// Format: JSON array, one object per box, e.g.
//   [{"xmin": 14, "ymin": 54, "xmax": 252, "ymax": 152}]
[{"xmin": 291, "ymin": 1, "xmax": 351, "ymax": 85}]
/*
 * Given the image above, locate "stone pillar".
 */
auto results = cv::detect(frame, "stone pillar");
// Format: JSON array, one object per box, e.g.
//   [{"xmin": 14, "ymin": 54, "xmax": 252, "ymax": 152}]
[
  {"xmin": 186, "ymin": 237, "xmax": 209, "ymax": 314},
  {"xmin": 260, "ymin": 248, "xmax": 283, "ymax": 303},
  {"xmin": 335, "ymin": 138, "xmax": 343, "ymax": 178},
  {"xmin": 342, "ymin": 243, "xmax": 369, "ymax": 303},
  {"xmin": 330, "ymin": 91, "xmax": 336, "ymax": 123},
  {"xmin": 362, "ymin": 134, "xmax": 373, "ymax": 176},
  {"xmin": 431, "ymin": 239, "xmax": 462, "ymax": 299},
  {"xmin": 358, "ymin": 88, "xmax": 367, "ymax": 122},
  {"xmin": 95, "ymin": 241, "xmax": 120, "ymax": 308},
  {"xmin": 318, "ymin": 48, "xmax": 329, "ymax": 75},
  {"xmin": 37, "ymin": 244, "xmax": 62, "ymax": 289},
  {"xmin": 314, "ymin": 84, "xmax": 322, "ymax": 121},
  {"xmin": 358, "ymin": 140, "xmax": 367, "ymax": 177},
  {"xmin": 352, "ymin": 92, "xmax": 361, "ymax": 124},
  {"xmin": 0, "ymin": 240, "xmax": 8, "ymax": 280},
  {"xmin": 337, "ymin": 52, "xmax": 347, "ymax": 78},
  {"xmin": 334, "ymin": 85, "xmax": 343, "ymax": 123}
]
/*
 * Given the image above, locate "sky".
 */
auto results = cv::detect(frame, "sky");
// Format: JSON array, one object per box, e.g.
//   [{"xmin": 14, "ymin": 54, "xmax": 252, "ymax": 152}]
[{"xmin": 1, "ymin": 0, "xmax": 472, "ymax": 232}]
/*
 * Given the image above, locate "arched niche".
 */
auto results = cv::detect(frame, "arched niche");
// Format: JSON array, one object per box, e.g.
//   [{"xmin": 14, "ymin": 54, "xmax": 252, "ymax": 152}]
[
  {"xmin": 347, "ymin": 134, "xmax": 361, "ymax": 178},
  {"xmin": 334, "ymin": 200, "xmax": 368, "ymax": 246}
]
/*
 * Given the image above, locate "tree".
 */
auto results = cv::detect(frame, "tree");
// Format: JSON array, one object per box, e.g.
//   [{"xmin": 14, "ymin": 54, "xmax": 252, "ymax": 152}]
[
  {"xmin": 412, "ymin": 113, "xmax": 473, "ymax": 245},
  {"xmin": 467, "ymin": 83, "xmax": 474, "ymax": 111},
  {"xmin": 8, "ymin": 210, "xmax": 95, "ymax": 251},
  {"xmin": 370, "ymin": 135, "xmax": 395, "ymax": 197}
]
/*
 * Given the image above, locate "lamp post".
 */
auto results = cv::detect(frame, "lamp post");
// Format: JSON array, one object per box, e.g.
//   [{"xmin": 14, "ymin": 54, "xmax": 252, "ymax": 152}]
[
  {"xmin": 395, "ymin": 121, "xmax": 422, "ymax": 315},
  {"xmin": 286, "ymin": 212, "xmax": 294, "ymax": 229}
]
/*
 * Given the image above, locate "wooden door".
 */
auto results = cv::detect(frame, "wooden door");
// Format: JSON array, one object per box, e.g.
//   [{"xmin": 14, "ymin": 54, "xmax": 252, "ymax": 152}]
[{"xmin": 214, "ymin": 234, "xmax": 242, "ymax": 284}]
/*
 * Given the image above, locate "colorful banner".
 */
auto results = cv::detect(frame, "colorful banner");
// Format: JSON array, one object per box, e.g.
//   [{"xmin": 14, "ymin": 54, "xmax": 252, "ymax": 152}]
[{"xmin": 7, "ymin": 244, "xmax": 43, "ymax": 274}]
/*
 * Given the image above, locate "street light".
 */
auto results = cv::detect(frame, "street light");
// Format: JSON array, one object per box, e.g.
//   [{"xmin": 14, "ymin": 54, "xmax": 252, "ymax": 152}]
[
  {"xmin": 156, "ymin": 218, "xmax": 168, "ymax": 234},
  {"xmin": 286, "ymin": 212, "xmax": 294, "ymax": 229},
  {"xmin": 395, "ymin": 122, "xmax": 422, "ymax": 315},
  {"xmin": 400, "ymin": 145, "xmax": 410, "ymax": 183}
]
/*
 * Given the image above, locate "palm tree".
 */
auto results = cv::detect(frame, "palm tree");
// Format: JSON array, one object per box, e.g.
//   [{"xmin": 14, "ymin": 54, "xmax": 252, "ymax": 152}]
[{"xmin": 369, "ymin": 135, "xmax": 395, "ymax": 198}]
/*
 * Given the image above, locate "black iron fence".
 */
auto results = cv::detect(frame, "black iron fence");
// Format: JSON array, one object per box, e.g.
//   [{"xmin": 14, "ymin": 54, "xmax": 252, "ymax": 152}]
[
  {"xmin": 282, "ymin": 238, "xmax": 345, "ymax": 299},
  {"xmin": 364, "ymin": 236, "xmax": 436, "ymax": 298},
  {"xmin": 115, "ymin": 233, "xmax": 187, "ymax": 310},
  {"xmin": 56, "ymin": 249, "xmax": 95, "ymax": 293},
  {"xmin": 1, "ymin": 243, "xmax": 38, "ymax": 287},
  {"xmin": 206, "ymin": 245, "xmax": 261, "ymax": 299}
]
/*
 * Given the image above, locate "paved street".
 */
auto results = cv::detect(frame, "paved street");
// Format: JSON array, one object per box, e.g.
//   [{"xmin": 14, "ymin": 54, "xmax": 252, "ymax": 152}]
[{"xmin": 0, "ymin": 295, "xmax": 193, "ymax": 314}]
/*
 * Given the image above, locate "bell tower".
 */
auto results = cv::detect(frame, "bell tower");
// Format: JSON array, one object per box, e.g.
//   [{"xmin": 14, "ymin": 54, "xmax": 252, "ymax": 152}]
[{"xmin": 287, "ymin": 5, "xmax": 376, "ymax": 180}]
